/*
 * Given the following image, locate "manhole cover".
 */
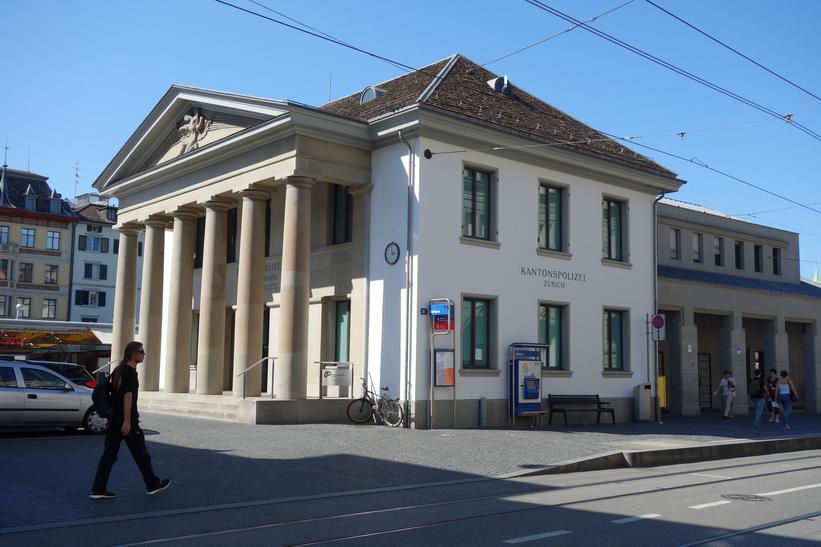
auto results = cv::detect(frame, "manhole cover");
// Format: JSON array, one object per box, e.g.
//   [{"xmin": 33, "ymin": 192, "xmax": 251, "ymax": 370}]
[{"xmin": 721, "ymin": 494, "xmax": 772, "ymax": 502}]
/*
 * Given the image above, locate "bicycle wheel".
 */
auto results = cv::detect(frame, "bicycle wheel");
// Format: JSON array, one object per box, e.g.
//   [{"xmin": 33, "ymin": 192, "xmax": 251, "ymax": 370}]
[
  {"xmin": 347, "ymin": 398, "xmax": 374, "ymax": 423},
  {"xmin": 381, "ymin": 399, "xmax": 404, "ymax": 427}
]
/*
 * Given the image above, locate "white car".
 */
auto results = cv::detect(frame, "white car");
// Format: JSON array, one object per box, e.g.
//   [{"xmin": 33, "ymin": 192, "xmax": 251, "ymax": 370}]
[{"xmin": 0, "ymin": 361, "xmax": 108, "ymax": 433}]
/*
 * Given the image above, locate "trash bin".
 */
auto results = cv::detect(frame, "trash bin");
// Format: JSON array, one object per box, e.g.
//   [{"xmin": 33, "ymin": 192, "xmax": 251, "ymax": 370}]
[{"xmin": 633, "ymin": 382, "xmax": 653, "ymax": 421}]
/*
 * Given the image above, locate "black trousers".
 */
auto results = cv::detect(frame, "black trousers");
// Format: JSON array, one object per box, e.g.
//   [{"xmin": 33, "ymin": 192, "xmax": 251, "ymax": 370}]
[{"xmin": 91, "ymin": 420, "xmax": 161, "ymax": 492}]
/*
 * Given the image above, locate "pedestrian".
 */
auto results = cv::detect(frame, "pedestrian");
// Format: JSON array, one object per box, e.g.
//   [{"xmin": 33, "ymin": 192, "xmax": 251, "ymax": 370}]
[
  {"xmin": 776, "ymin": 370, "xmax": 798, "ymax": 430},
  {"xmin": 749, "ymin": 369, "xmax": 766, "ymax": 427},
  {"xmin": 765, "ymin": 368, "xmax": 781, "ymax": 423},
  {"xmin": 90, "ymin": 341, "xmax": 171, "ymax": 499},
  {"xmin": 714, "ymin": 369, "xmax": 736, "ymax": 419}
]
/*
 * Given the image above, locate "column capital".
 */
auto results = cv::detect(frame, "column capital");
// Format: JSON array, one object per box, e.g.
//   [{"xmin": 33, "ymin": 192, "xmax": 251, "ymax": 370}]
[
  {"xmin": 170, "ymin": 206, "xmax": 200, "ymax": 221},
  {"xmin": 348, "ymin": 183, "xmax": 373, "ymax": 197},
  {"xmin": 200, "ymin": 198, "xmax": 235, "ymax": 212},
  {"xmin": 284, "ymin": 176, "xmax": 316, "ymax": 189},
  {"xmin": 236, "ymin": 187, "xmax": 271, "ymax": 202},
  {"xmin": 116, "ymin": 222, "xmax": 143, "ymax": 236},
  {"xmin": 143, "ymin": 215, "xmax": 172, "ymax": 230}
]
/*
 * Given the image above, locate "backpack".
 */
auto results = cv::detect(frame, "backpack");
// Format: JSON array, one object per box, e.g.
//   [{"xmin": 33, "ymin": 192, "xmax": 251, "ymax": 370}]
[
  {"xmin": 747, "ymin": 378, "xmax": 761, "ymax": 398},
  {"xmin": 91, "ymin": 375, "xmax": 113, "ymax": 419}
]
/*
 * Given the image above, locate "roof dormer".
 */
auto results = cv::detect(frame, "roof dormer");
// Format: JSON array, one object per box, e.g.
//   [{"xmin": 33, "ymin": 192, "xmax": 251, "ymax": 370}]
[
  {"xmin": 487, "ymin": 76, "xmax": 513, "ymax": 97},
  {"xmin": 24, "ymin": 184, "xmax": 36, "ymax": 211},
  {"xmin": 360, "ymin": 86, "xmax": 386, "ymax": 104}
]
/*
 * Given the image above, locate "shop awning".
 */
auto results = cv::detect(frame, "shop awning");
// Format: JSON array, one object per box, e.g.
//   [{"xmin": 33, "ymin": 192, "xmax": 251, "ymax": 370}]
[{"xmin": 0, "ymin": 319, "xmax": 113, "ymax": 349}]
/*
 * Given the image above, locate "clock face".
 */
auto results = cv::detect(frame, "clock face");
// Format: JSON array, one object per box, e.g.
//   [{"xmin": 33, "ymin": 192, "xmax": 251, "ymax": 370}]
[{"xmin": 385, "ymin": 242, "xmax": 400, "ymax": 265}]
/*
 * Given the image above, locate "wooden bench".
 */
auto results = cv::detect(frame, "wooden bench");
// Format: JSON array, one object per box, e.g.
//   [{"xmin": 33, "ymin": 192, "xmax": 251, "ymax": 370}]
[{"xmin": 548, "ymin": 394, "xmax": 615, "ymax": 426}]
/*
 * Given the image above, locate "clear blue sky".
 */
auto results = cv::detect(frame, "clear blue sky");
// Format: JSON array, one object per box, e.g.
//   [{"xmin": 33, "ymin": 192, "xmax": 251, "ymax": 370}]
[{"xmin": 3, "ymin": 0, "xmax": 820, "ymax": 279}]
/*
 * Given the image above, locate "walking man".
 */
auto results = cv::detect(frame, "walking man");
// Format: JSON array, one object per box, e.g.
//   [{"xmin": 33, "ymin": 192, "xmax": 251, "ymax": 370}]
[
  {"xmin": 714, "ymin": 370, "xmax": 736, "ymax": 419},
  {"xmin": 749, "ymin": 369, "xmax": 766, "ymax": 427},
  {"xmin": 90, "ymin": 341, "xmax": 170, "ymax": 499}
]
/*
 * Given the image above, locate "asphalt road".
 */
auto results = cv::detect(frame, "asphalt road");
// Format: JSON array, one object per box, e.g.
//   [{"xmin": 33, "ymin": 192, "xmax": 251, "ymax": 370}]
[{"xmin": 1, "ymin": 411, "xmax": 820, "ymax": 546}]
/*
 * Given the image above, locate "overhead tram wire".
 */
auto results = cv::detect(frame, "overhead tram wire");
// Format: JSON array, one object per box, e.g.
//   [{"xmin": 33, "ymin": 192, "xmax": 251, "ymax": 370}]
[
  {"xmin": 214, "ymin": 0, "xmax": 639, "ymax": 120},
  {"xmin": 213, "ymin": 0, "xmax": 821, "ymax": 218},
  {"xmin": 523, "ymin": 1, "xmax": 821, "ymax": 143},
  {"xmin": 247, "ymin": 0, "xmax": 359, "ymax": 52},
  {"xmin": 483, "ymin": 0, "xmax": 637, "ymax": 67},
  {"xmin": 601, "ymin": 131, "xmax": 821, "ymax": 216},
  {"xmin": 213, "ymin": 0, "xmax": 415, "ymax": 74},
  {"xmin": 217, "ymin": 0, "xmax": 821, "ymax": 143},
  {"xmin": 645, "ymin": 0, "xmax": 821, "ymax": 104}
]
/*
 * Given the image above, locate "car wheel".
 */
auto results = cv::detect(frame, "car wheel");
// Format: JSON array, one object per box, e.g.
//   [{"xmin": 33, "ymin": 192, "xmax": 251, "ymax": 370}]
[{"xmin": 83, "ymin": 408, "xmax": 109, "ymax": 434}]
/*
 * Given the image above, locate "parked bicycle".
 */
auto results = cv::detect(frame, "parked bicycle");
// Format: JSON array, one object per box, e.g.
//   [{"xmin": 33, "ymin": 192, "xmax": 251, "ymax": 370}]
[{"xmin": 347, "ymin": 377, "xmax": 404, "ymax": 427}]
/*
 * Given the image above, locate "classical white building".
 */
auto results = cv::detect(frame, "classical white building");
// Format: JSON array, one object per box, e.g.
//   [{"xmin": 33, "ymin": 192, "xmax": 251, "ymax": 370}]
[{"xmin": 94, "ymin": 55, "xmax": 684, "ymax": 426}]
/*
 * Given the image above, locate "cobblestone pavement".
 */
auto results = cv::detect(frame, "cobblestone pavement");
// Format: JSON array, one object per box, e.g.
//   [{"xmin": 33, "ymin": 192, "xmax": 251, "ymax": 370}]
[{"xmin": 1, "ymin": 411, "xmax": 820, "ymax": 533}]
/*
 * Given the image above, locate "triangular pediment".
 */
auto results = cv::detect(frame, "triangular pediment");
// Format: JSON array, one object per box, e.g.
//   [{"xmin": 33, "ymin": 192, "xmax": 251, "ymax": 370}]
[
  {"xmin": 139, "ymin": 107, "xmax": 263, "ymax": 170},
  {"xmin": 94, "ymin": 86, "xmax": 290, "ymax": 190}
]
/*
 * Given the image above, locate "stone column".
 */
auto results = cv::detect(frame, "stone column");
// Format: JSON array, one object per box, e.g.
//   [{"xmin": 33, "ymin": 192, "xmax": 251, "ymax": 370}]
[
  {"xmin": 232, "ymin": 189, "xmax": 269, "ymax": 397},
  {"xmin": 275, "ymin": 177, "xmax": 314, "ymax": 400},
  {"xmin": 803, "ymin": 322, "xmax": 820, "ymax": 412},
  {"xmin": 676, "ymin": 307, "xmax": 701, "ymax": 416},
  {"xmin": 138, "ymin": 218, "xmax": 168, "ymax": 391},
  {"xmin": 765, "ymin": 315, "xmax": 789, "ymax": 374},
  {"xmin": 348, "ymin": 184, "xmax": 372, "ymax": 393},
  {"xmin": 720, "ymin": 312, "xmax": 747, "ymax": 416},
  {"xmin": 196, "ymin": 200, "xmax": 231, "ymax": 395},
  {"xmin": 111, "ymin": 224, "xmax": 142, "ymax": 366},
  {"xmin": 164, "ymin": 208, "xmax": 198, "ymax": 393}
]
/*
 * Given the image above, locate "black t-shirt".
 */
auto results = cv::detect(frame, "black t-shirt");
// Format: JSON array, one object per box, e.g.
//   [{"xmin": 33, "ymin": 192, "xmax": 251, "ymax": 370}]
[
  {"xmin": 751, "ymin": 378, "xmax": 765, "ymax": 398},
  {"xmin": 112, "ymin": 365, "xmax": 140, "ymax": 423}
]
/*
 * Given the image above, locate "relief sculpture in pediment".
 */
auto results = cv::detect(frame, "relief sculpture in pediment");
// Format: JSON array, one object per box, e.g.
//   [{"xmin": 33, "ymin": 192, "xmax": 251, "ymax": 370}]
[
  {"xmin": 136, "ymin": 106, "xmax": 265, "ymax": 173},
  {"xmin": 178, "ymin": 108, "xmax": 212, "ymax": 155}
]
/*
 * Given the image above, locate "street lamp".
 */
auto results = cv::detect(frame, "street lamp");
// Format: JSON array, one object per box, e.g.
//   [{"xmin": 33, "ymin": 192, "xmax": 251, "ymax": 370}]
[{"xmin": 15, "ymin": 302, "xmax": 24, "ymax": 319}]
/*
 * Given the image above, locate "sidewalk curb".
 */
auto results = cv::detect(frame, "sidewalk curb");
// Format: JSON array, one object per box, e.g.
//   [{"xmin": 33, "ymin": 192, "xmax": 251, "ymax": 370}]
[{"xmin": 507, "ymin": 435, "xmax": 821, "ymax": 477}]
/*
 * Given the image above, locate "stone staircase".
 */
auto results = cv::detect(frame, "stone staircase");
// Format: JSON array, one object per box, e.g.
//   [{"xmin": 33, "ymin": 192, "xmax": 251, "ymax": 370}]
[
  {"xmin": 137, "ymin": 391, "xmax": 353, "ymax": 424},
  {"xmin": 139, "ymin": 391, "xmax": 242, "ymax": 422}
]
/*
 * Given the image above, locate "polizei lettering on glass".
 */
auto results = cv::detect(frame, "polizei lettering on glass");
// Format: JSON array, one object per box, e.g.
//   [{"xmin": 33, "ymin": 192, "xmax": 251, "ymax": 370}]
[{"xmin": 520, "ymin": 266, "xmax": 586, "ymax": 289}]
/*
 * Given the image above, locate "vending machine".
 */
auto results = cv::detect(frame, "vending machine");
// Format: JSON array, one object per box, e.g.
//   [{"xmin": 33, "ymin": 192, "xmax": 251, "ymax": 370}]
[{"xmin": 508, "ymin": 344, "xmax": 547, "ymax": 422}]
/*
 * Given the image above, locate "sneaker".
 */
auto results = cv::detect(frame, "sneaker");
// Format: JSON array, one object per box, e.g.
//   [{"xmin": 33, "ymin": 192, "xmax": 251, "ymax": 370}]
[
  {"xmin": 782, "ymin": 425, "xmax": 790, "ymax": 430},
  {"xmin": 775, "ymin": 418, "xmax": 779, "ymax": 423},
  {"xmin": 754, "ymin": 424, "xmax": 763, "ymax": 427},
  {"xmin": 768, "ymin": 417, "xmax": 775, "ymax": 422},
  {"xmin": 90, "ymin": 491, "xmax": 116, "ymax": 500},
  {"xmin": 146, "ymin": 478, "xmax": 171, "ymax": 495}
]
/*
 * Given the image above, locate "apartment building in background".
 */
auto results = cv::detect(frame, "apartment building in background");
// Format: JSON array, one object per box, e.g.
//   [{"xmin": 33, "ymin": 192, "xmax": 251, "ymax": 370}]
[
  {"xmin": 70, "ymin": 193, "xmax": 142, "ymax": 323},
  {"xmin": 0, "ymin": 166, "xmax": 75, "ymax": 321}
]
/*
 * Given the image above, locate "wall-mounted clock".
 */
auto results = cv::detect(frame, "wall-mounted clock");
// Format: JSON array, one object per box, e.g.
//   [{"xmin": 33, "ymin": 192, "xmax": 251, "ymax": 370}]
[{"xmin": 384, "ymin": 242, "xmax": 400, "ymax": 265}]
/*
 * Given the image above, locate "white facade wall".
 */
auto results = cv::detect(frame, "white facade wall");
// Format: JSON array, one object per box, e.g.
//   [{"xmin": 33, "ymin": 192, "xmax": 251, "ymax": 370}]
[{"xmin": 366, "ymin": 136, "xmax": 661, "ymax": 420}]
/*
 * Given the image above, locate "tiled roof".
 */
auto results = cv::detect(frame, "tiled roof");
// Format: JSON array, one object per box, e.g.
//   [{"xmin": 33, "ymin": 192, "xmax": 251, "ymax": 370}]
[
  {"xmin": 0, "ymin": 167, "xmax": 75, "ymax": 217},
  {"xmin": 321, "ymin": 54, "xmax": 676, "ymax": 177},
  {"xmin": 658, "ymin": 264, "xmax": 821, "ymax": 298},
  {"xmin": 74, "ymin": 204, "xmax": 116, "ymax": 225}
]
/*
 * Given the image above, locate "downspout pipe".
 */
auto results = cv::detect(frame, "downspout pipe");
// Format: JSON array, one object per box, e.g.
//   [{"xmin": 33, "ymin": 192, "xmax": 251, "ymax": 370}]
[
  {"xmin": 652, "ymin": 191, "xmax": 666, "ymax": 422},
  {"xmin": 398, "ymin": 130, "xmax": 415, "ymax": 427}
]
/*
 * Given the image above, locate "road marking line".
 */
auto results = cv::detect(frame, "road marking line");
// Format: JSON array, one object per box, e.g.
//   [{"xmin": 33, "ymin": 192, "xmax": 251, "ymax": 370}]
[
  {"xmin": 690, "ymin": 473, "xmax": 732, "ymax": 479},
  {"xmin": 504, "ymin": 530, "xmax": 571, "ymax": 543},
  {"xmin": 690, "ymin": 500, "xmax": 732, "ymax": 509},
  {"xmin": 612, "ymin": 513, "xmax": 661, "ymax": 524},
  {"xmin": 758, "ymin": 483, "xmax": 821, "ymax": 496}
]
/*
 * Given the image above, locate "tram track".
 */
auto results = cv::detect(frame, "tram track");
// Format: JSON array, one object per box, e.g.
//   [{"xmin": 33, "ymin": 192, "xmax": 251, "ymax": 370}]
[{"xmin": 116, "ymin": 453, "xmax": 821, "ymax": 546}]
